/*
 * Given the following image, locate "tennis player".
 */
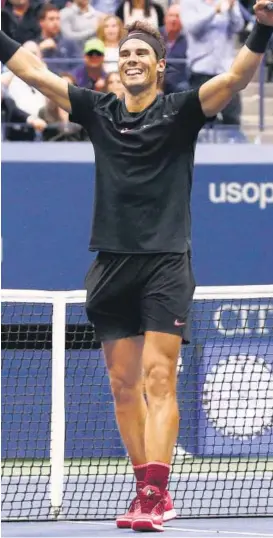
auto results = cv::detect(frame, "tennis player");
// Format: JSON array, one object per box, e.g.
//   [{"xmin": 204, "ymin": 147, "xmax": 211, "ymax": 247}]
[{"xmin": 1, "ymin": 2, "xmax": 272, "ymax": 531}]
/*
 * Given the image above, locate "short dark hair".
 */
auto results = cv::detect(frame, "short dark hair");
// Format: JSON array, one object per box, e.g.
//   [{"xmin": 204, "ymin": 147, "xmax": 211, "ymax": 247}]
[
  {"xmin": 125, "ymin": 20, "xmax": 166, "ymax": 60},
  {"xmin": 38, "ymin": 4, "xmax": 59, "ymax": 21}
]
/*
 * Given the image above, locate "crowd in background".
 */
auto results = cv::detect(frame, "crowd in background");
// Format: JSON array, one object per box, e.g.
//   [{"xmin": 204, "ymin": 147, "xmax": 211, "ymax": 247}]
[{"xmin": 1, "ymin": 0, "xmax": 273, "ymax": 141}]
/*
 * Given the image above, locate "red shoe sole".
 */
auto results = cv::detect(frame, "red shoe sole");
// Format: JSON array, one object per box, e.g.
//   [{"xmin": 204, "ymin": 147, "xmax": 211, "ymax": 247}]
[
  {"xmin": 132, "ymin": 518, "xmax": 164, "ymax": 532},
  {"xmin": 116, "ymin": 519, "xmax": 132, "ymax": 529},
  {"xmin": 116, "ymin": 509, "xmax": 175, "ymax": 529}
]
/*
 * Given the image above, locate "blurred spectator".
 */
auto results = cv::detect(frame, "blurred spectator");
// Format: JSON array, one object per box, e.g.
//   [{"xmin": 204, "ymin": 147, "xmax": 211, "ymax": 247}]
[
  {"xmin": 1, "ymin": 0, "xmax": 42, "ymax": 43},
  {"xmin": 152, "ymin": 0, "xmax": 169, "ymax": 15},
  {"xmin": 2, "ymin": 88, "xmax": 46, "ymax": 141},
  {"xmin": 160, "ymin": 4, "xmax": 188, "ymax": 94},
  {"xmin": 97, "ymin": 15, "xmax": 124, "ymax": 73},
  {"xmin": 38, "ymin": 73, "xmax": 84, "ymax": 140},
  {"xmin": 50, "ymin": 0, "xmax": 69, "ymax": 8},
  {"xmin": 237, "ymin": 0, "xmax": 255, "ymax": 43},
  {"xmin": 92, "ymin": 0, "xmax": 120, "ymax": 15},
  {"xmin": 37, "ymin": 4, "xmax": 81, "ymax": 73},
  {"xmin": 104, "ymin": 71, "xmax": 124, "ymax": 98},
  {"xmin": 182, "ymin": 0, "xmax": 245, "ymax": 125},
  {"xmin": 197, "ymin": 123, "xmax": 248, "ymax": 143},
  {"xmin": 1, "ymin": 41, "xmax": 46, "ymax": 116},
  {"xmin": 72, "ymin": 38, "xmax": 106, "ymax": 89},
  {"xmin": 60, "ymin": 0, "xmax": 103, "ymax": 48},
  {"xmin": 240, "ymin": 0, "xmax": 255, "ymax": 12},
  {"xmin": 116, "ymin": 0, "xmax": 164, "ymax": 29}
]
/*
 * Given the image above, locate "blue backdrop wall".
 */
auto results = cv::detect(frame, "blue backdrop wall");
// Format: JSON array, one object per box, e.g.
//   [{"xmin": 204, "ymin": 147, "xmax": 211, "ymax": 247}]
[{"xmin": 2, "ymin": 143, "xmax": 273, "ymax": 289}]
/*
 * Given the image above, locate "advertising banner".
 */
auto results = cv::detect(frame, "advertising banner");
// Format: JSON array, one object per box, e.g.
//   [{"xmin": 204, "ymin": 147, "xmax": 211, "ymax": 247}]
[{"xmin": 194, "ymin": 296, "xmax": 273, "ymax": 457}]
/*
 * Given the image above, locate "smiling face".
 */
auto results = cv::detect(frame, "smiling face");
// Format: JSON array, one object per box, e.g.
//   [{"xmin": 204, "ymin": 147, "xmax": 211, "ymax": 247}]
[{"xmin": 118, "ymin": 38, "xmax": 165, "ymax": 95}]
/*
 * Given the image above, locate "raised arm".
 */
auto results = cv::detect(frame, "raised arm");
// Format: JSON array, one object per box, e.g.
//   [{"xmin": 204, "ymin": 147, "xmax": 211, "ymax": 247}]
[
  {"xmin": 199, "ymin": 0, "xmax": 273, "ymax": 117},
  {"xmin": 0, "ymin": 31, "xmax": 71, "ymax": 113}
]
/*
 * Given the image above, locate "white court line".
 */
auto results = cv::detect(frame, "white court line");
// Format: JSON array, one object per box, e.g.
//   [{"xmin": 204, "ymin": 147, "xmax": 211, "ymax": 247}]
[
  {"xmin": 69, "ymin": 521, "xmax": 114, "ymax": 525},
  {"xmin": 69, "ymin": 520, "xmax": 273, "ymax": 537},
  {"xmin": 166, "ymin": 526, "xmax": 273, "ymax": 537}
]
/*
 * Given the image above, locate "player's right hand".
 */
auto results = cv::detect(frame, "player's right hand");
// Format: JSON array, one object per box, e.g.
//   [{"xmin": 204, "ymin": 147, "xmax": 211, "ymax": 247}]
[{"xmin": 254, "ymin": 1, "xmax": 273, "ymax": 25}]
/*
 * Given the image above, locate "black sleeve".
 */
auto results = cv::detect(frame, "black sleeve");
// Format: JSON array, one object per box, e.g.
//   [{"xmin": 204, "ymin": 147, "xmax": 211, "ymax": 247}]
[
  {"xmin": 68, "ymin": 84, "xmax": 105, "ymax": 127},
  {"xmin": 172, "ymin": 89, "xmax": 215, "ymax": 136}
]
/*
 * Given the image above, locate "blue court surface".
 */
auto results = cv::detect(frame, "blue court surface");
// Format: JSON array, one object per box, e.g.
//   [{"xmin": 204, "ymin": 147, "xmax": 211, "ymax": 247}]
[{"xmin": 2, "ymin": 518, "xmax": 273, "ymax": 538}]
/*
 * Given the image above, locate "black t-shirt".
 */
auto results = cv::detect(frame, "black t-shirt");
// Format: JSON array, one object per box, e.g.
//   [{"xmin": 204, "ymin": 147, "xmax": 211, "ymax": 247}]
[{"xmin": 69, "ymin": 85, "xmax": 209, "ymax": 254}]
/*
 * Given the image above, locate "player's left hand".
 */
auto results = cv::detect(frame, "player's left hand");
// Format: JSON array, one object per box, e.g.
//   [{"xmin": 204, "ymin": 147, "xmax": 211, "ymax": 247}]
[{"xmin": 254, "ymin": 1, "xmax": 273, "ymax": 26}]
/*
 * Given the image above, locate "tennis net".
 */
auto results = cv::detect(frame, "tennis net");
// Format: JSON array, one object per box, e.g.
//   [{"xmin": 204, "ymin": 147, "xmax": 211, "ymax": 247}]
[{"xmin": 1, "ymin": 286, "xmax": 273, "ymax": 521}]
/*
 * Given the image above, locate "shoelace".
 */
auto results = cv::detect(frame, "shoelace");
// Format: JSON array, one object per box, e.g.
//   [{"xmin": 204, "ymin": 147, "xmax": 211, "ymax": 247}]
[{"xmin": 139, "ymin": 489, "xmax": 163, "ymax": 514}]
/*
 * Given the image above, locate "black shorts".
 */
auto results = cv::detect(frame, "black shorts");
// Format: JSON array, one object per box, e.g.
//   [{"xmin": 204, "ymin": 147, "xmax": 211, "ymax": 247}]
[{"xmin": 85, "ymin": 252, "xmax": 195, "ymax": 343}]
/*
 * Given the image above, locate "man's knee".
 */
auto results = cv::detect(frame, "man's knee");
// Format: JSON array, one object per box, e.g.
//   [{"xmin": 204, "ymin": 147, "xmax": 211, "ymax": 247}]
[
  {"xmin": 110, "ymin": 373, "xmax": 142, "ymax": 407},
  {"xmin": 145, "ymin": 356, "xmax": 177, "ymax": 401}
]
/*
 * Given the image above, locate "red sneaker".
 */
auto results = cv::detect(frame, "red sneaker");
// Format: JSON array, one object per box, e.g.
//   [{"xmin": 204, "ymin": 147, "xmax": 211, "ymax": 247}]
[
  {"xmin": 116, "ymin": 488, "xmax": 176, "ymax": 529},
  {"xmin": 163, "ymin": 490, "xmax": 177, "ymax": 522},
  {"xmin": 132, "ymin": 485, "xmax": 165, "ymax": 532},
  {"xmin": 116, "ymin": 493, "xmax": 141, "ymax": 529}
]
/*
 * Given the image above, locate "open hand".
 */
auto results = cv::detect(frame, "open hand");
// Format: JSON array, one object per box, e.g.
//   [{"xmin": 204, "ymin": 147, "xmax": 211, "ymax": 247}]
[{"xmin": 254, "ymin": 1, "xmax": 273, "ymax": 25}]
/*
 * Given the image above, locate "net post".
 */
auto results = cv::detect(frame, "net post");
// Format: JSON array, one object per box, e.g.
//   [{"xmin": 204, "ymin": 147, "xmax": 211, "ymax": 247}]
[{"xmin": 50, "ymin": 293, "xmax": 66, "ymax": 517}]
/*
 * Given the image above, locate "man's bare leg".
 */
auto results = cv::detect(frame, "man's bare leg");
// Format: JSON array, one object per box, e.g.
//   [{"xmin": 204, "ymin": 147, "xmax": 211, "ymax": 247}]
[
  {"xmin": 104, "ymin": 336, "xmax": 149, "ymax": 527},
  {"xmin": 143, "ymin": 331, "xmax": 181, "ymax": 465},
  {"xmin": 132, "ymin": 331, "xmax": 181, "ymax": 532},
  {"xmin": 103, "ymin": 336, "xmax": 147, "ymax": 466}
]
